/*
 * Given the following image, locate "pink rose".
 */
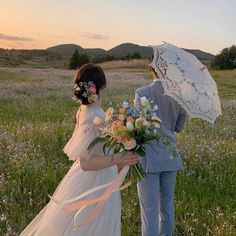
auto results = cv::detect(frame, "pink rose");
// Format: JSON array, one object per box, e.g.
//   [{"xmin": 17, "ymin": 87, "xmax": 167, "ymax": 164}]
[
  {"xmin": 122, "ymin": 137, "xmax": 137, "ymax": 150},
  {"xmin": 88, "ymin": 85, "xmax": 96, "ymax": 94},
  {"xmin": 111, "ymin": 119, "xmax": 123, "ymax": 131},
  {"xmin": 127, "ymin": 116, "xmax": 134, "ymax": 122},
  {"xmin": 136, "ymin": 117, "xmax": 145, "ymax": 123}
]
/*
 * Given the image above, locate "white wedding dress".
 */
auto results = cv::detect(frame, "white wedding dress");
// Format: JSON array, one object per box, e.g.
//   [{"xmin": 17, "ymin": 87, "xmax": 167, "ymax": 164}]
[{"xmin": 20, "ymin": 103, "xmax": 121, "ymax": 236}]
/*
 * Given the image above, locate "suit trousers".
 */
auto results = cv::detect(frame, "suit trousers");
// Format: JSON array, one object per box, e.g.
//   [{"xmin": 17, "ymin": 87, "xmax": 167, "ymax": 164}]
[{"xmin": 137, "ymin": 171, "xmax": 177, "ymax": 236}]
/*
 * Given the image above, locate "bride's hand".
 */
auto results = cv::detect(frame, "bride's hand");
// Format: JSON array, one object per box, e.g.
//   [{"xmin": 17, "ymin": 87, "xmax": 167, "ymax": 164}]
[{"xmin": 113, "ymin": 152, "xmax": 139, "ymax": 167}]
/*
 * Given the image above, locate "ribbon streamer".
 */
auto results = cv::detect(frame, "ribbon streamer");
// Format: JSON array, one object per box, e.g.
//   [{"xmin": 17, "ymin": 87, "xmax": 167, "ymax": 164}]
[{"xmin": 49, "ymin": 166, "xmax": 130, "ymax": 228}]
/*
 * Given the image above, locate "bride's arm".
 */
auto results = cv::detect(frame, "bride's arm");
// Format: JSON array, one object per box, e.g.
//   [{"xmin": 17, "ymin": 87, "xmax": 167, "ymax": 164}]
[{"xmin": 80, "ymin": 152, "xmax": 139, "ymax": 171}]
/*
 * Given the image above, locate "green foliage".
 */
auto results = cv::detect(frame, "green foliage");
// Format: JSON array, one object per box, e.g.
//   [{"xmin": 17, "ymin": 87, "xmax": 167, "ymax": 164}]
[
  {"xmin": 68, "ymin": 49, "xmax": 90, "ymax": 69},
  {"xmin": 132, "ymin": 52, "xmax": 141, "ymax": 59},
  {"xmin": 68, "ymin": 49, "xmax": 80, "ymax": 69},
  {"xmin": 91, "ymin": 54, "xmax": 117, "ymax": 63},
  {"xmin": 119, "ymin": 52, "xmax": 142, "ymax": 61},
  {"xmin": 125, "ymin": 53, "xmax": 132, "ymax": 60},
  {"xmin": 209, "ymin": 69, "xmax": 236, "ymax": 99},
  {"xmin": 211, "ymin": 45, "xmax": 236, "ymax": 70},
  {"xmin": 91, "ymin": 52, "xmax": 141, "ymax": 63}
]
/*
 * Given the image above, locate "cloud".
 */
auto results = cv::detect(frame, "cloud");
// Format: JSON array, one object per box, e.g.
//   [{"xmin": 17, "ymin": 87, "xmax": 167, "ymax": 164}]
[
  {"xmin": 0, "ymin": 33, "xmax": 33, "ymax": 42},
  {"xmin": 79, "ymin": 32, "xmax": 109, "ymax": 40}
]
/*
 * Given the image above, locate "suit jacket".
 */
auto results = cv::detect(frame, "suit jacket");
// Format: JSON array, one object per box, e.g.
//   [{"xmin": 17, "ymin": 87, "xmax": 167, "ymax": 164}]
[{"xmin": 134, "ymin": 79, "xmax": 186, "ymax": 172}]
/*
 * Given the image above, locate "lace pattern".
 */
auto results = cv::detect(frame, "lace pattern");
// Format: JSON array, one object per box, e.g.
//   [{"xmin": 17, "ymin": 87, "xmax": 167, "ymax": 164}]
[{"xmin": 151, "ymin": 43, "xmax": 222, "ymax": 124}]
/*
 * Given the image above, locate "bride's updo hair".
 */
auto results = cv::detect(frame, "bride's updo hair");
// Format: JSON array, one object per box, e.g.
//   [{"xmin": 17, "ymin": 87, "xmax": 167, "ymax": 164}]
[{"xmin": 73, "ymin": 63, "xmax": 107, "ymax": 105}]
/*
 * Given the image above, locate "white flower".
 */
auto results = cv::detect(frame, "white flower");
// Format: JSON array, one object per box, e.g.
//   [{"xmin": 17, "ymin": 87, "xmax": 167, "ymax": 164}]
[
  {"xmin": 143, "ymin": 119, "xmax": 151, "ymax": 128},
  {"xmin": 0, "ymin": 214, "xmax": 6, "ymax": 221},
  {"xmin": 126, "ymin": 121, "xmax": 134, "ymax": 131},
  {"xmin": 123, "ymin": 101, "xmax": 129, "ymax": 108},
  {"xmin": 140, "ymin": 97, "xmax": 149, "ymax": 108},
  {"xmin": 152, "ymin": 115, "xmax": 162, "ymax": 128},
  {"xmin": 122, "ymin": 138, "xmax": 137, "ymax": 150},
  {"xmin": 153, "ymin": 104, "xmax": 159, "ymax": 111},
  {"xmin": 93, "ymin": 117, "xmax": 104, "ymax": 126}
]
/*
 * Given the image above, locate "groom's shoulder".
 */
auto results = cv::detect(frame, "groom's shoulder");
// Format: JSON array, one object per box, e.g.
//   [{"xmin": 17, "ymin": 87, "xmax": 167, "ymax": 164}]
[{"xmin": 135, "ymin": 84, "xmax": 150, "ymax": 96}]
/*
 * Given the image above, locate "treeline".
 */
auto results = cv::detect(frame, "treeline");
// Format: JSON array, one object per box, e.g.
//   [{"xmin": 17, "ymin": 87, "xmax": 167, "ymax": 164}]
[
  {"xmin": 68, "ymin": 49, "xmax": 142, "ymax": 69},
  {"xmin": 211, "ymin": 45, "xmax": 236, "ymax": 70}
]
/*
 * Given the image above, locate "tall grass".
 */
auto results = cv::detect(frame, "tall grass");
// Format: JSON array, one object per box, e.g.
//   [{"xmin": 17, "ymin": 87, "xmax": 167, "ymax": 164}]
[
  {"xmin": 98, "ymin": 59, "xmax": 149, "ymax": 70},
  {"xmin": 0, "ymin": 68, "xmax": 235, "ymax": 235}
]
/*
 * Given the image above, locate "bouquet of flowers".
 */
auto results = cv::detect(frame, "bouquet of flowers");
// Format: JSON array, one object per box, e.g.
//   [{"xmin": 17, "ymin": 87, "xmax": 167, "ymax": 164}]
[{"xmin": 88, "ymin": 97, "xmax": 172, "ymax": 183}]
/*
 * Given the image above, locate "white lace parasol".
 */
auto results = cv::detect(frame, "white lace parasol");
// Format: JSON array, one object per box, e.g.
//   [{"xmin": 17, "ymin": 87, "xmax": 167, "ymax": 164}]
[{"xmin": 151, "ymin": 43, "xmax": 222, "ymax": 124}]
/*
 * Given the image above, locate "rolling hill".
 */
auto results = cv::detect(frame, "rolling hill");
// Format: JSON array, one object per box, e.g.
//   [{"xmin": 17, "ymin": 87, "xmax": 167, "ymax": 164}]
[
  {"xmin": 0, "ymin": 43, "xmax": 215, "ymax": 69},
  {"xmin": 46, "ymin": 43, "xmax": 215, "ymax": 61},
  {"xmin": 46, "ymin": 44, "xmax": 107, "ymax": 56},
  {"xmin": 46, "ymin": 44, "xmax": 85, "ymax": 54},
  {"xmin": 107, "ymin": 43, "xmax": 153, "ymax": 58}
]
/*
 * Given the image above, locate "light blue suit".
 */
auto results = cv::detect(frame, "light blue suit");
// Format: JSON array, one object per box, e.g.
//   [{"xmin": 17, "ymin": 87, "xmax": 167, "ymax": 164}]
[{"xmin": 134, "ymin": 79, "xmax": 186, "ymax": 236}]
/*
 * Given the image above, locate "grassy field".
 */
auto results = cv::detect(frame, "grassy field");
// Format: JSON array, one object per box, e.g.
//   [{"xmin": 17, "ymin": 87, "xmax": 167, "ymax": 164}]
[{"xmin": 0, "ymin": 67, "xmax": 235, "ymax": 236}]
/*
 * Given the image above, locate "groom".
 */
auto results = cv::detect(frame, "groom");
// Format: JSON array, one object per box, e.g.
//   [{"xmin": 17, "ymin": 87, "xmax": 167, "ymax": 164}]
[{"xmin": 134, "ymin": 65, "xmax": 186, "ymax": 236}]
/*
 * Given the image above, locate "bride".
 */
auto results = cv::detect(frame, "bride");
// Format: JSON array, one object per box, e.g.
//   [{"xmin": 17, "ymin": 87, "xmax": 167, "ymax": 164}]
[{"xmin": 20, "ymin": 63, "xmax": 139, "ymax": 236}]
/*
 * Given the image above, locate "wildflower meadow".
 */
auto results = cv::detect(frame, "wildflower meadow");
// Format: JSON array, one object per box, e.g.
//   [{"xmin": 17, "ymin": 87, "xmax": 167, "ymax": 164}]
[{"xmin": 0, "ymin": 66, "xmax": 235, "ymax": 235}]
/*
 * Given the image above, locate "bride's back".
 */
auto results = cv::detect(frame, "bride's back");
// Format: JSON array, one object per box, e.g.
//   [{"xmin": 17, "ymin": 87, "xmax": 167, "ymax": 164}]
[{"xmin": 76, "ymin": 105, "xmax": 104, "ymax": 129}]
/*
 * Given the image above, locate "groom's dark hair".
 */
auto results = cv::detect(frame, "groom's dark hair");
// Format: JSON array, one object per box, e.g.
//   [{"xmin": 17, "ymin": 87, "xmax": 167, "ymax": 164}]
[
  {"xmin": 150, "ymin": 54, "xmax": 154, "ymax": 62},
  {"xmin": 73, "ymin": 63, "xmax": 107, "ymax": 105}
]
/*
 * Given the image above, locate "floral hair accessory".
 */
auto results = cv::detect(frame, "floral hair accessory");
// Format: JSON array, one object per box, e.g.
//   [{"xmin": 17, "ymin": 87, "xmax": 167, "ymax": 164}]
[{"xmin": 73, "ymin": 81, "xmax": 98, "ymax": 104}]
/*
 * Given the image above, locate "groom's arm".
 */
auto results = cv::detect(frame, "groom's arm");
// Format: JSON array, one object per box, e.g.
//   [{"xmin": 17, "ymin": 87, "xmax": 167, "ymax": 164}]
[
  {"xmin": 134, "ymin": 90, "xmax": 142, "ymax": 109},
  {"xmin": 174, "ymin": 108, "xmax": 186, "ymax": 133}
]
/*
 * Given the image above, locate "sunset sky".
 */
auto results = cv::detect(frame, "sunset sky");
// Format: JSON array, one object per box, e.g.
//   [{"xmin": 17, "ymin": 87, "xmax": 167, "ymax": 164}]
[{"xmin": 0, "ymin": 0, "xmax": 235, "ymax": 54}]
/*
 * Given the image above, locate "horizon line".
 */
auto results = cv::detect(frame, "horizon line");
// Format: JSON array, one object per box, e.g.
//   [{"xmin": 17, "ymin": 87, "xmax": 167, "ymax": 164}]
[{"xmin": 0, "ymin": 42, "xmax": 216, "ymax": 55}]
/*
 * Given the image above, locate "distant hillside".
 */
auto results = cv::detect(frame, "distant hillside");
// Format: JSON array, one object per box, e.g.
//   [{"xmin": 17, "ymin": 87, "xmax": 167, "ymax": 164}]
[
  {"xmin": 47, "ymin": 44, "xmax": 85, "ymax": 54},
  {"xmin": 47, "ymin": 44, "xmax": 106, "ymax": 56},
  {"xmin": 0, "ymin": 43, "xmax": 215, "ymax": 69},
  {"xmin": 107, "ymin": 43, "xmax": 153, "ymax": 58},
  {"xmin": 85, "ymin": 48, "xmax": 107, "ymax": 56},
  {"xmin": 46, "ymin": 43, "xmax": 215, "ymax": 61},
  {"xmin": 183, "ymin": 48, "xmax": 215, "ymax": 61}
]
